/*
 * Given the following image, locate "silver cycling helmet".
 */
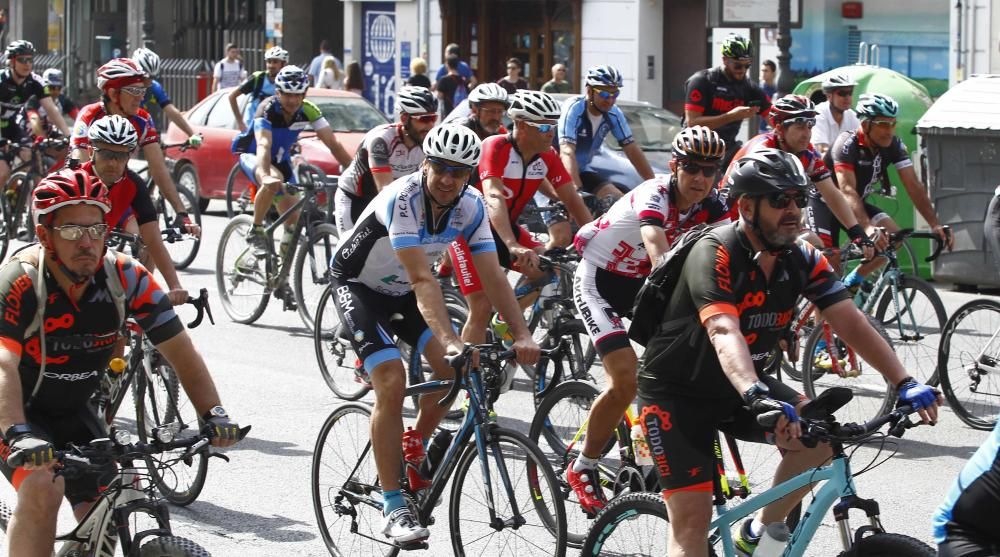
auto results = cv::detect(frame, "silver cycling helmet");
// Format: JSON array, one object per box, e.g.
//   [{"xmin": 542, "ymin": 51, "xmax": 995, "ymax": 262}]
[
  {"xmin": 132, "ymin": 48, "xmax": 161, "ymax": 78},
  {"xmin": 468, "ymin": 83, "xmax": 509, "ymax": 107},
  {"xmin": 264, "ymin": 46, "xmax": 289, "ymax": 63},
  {"xmin": 507, "ymin": 90, "xmax": 561, "ymax": 121},
  {"xmin": 396, "ymin": 86, "xmax": 438, "ymax": 115},
  {"xmin": 87, "ymin": 114, "xmax": 139, "ymax": 149}
]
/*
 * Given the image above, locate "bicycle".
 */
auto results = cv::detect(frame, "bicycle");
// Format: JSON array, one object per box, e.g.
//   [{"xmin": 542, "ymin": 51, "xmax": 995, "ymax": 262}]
[
  {"xmin": 0, "ymin": 136, "xmax": 69, "ymax": 261},
  {"xmin": 580, "ymin": 391, "xmax": 935, "ymax": 556},
  {"xmin": 215, "ymin": 165, "xmax": 339, "ymax": 329},
  {"xmin": 938, "ymin": 298, "xmax": 1000, "ymax": 430},
  {"xmin": 311, "ymin": 343, "xmax": 568, "ymax": 556},
  {"xmin": 0, "ymin": 424, "xmax": 248, "ymax": 556}
]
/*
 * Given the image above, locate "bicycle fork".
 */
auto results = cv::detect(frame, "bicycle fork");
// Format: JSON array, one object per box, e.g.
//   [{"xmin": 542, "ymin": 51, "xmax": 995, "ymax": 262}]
[
  {"xmin": 473, "ymin": 423, "xmax": 528, "ymax": 532},
  {"xmin": 832, "ymin": 494, "xmax": 885, "ymax": 550}
]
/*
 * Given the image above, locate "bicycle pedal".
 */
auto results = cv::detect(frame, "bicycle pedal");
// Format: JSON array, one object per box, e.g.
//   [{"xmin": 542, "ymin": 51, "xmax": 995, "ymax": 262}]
[{"xmin": 397, "ymin": 540, "xmax": 429, "ymax": 551}]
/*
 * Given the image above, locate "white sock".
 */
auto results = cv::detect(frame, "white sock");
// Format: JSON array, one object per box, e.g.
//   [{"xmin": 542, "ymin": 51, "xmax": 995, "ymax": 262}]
[
  {"xmin": 749, "ymin": 517, "xmax": 765, "ymax": 538},
  {"xmin": 573, "ymin": 454, "xmax": 599, "ymax": 472}
]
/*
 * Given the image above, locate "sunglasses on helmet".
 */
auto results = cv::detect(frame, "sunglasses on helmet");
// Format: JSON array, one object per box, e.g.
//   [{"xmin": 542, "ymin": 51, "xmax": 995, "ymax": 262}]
[
  {"xmin": 51, "ymin": 223, "xmax": 109, "ymax": 241},
  {"xmin": 765, "ymin": 191, "xmax": 808, "ymax": 209},
  {"xmin": 679, "ymin": 160, "xmax": 719, "ymax": 177}
]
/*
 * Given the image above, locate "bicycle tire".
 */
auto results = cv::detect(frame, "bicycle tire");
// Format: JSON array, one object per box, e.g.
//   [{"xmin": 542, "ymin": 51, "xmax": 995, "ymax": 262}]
[
  {"xmin": 448, "ymin": 426, "xmax": 567, "ymax": 557},
  {"xmin": 312, "ymin": 403, "xmax": 399, "ymax": 557},
  {"xmin": 225, "ymin": 162, "xmax": 254, "ymax": 218},
  {"xmin": 0, "ymin": 180, "xmax": 11, "ymax": 262},
  {"xmin": 139, "ymin": 535, "xmax": 211, "ymax": 556},
  {"xmin": 0, "ymin": 171, "xmax": 29, "ymax": 262},
  {"xmin": 0, "ymin": 498, "xmax": 11, "ymax": 532},
  {"xmin": 216, "ymin": 215, "xmax": 271, "ymax": 324},
  {"xmin": 157, "ymin": 187, "xmax": 202, "ymax": 270},
  {"xmin": 873, "ymin": 275, "xmax": 946, "ymax": 386},
  {"xmin": 314, "ymin": 285, "xmax": 370, "ymax": 401},
  {"xmin": 837, "ymin": 532, "xmax": 935, "ymax": 556},
  {"xmin": 293, "ymin": 222, "xmax": 339, "ymax": 330},
  {"xmin": 938, "ymin": 299, "xmax": 1000, "ymax": 430},
  {"xmin": 580, "ymin": 491, "xmax": 670, "ymax": 557}
]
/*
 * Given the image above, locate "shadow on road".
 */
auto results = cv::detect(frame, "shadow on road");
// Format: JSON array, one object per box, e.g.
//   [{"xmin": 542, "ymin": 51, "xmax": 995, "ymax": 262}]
[
  {"xmin": 173, "ymin": 499, "xmax": 317, "ymax": 543},
  {"xmin": 234, "ymin": 435, "xmax": 314, "ymax": 457},
  {"xmin": 249, "ymin": 322, "xmax": 312, "ymax": 338}
]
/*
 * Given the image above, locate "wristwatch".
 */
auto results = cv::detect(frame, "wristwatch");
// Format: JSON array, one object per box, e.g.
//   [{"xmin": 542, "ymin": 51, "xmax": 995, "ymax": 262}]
[
  {"xmin": 201, "ymin": 406, "xmax": 228, "ymax": 421},
  {"xmin": 741, "ymin": 381, "xmax": 770, "ymax": 404},
  {"xmin": 3, "ymin": 423, "xmax": 31, "ymax": 442}
]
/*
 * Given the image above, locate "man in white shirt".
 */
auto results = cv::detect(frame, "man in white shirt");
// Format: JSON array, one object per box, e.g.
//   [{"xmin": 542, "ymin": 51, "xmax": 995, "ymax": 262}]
[
  {"xmin": 212, "ymin": 43, "xmax": 248, "ymax": 91},
  {"xmin": 812, "ymin": 73, "xmax": 860, "ymax": 156}
]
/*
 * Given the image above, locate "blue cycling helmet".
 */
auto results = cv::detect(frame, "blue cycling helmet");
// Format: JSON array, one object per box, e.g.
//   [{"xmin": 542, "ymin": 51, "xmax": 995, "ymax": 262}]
[
  {"xmin": 275, "ymin": 65, "xmax": 309, "ymax": 94},
  {"xmin": 855, "ymin": 93, "xmax": 899, "ymax": 119},
  {"xmin": 585, "ymin": 65, "xmax": 623, "ymax": 88}
]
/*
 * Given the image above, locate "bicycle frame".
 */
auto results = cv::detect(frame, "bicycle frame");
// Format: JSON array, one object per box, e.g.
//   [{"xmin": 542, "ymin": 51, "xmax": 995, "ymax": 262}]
[{"xmin": 257, "ymin": 183, "xmax": 331, "ymax": 290}]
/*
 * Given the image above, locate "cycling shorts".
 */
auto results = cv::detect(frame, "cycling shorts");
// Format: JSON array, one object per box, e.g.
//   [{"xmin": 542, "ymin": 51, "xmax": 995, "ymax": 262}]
[
  {"xmin": 572, "ymin": 260, "xmax": 642, "ymax": 357},
  {"xmin": 333, "ymin": 188, "xmax": 370, "ymax": 237},
  {"xmin": 804, "ymin": 196, "xmax": 888, "ymax": 249},
  {"xmin": 0, "ymin": 405, "xmax": 115, "ymax": 506},
  {"xmin": 939, "ymin": 529, "xmax": 1000, "ymax": 557},
  {"xmin": 639, "ymin": 375, "xmax": 806, "ymax": 497},
  {"xmin": 237, "ymin": 153, "xmax": 296, "ymax": 196},
  {"xmin": 331, "ymin": 279, "xmax": 433, "ymax": 374},
  {"xmin": 448, "ymin": 224, "xmax": 541, "ymax": 296}
]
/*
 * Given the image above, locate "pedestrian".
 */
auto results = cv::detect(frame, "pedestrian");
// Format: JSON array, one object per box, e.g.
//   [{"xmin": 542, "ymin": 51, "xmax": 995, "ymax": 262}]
[
  {"xmin": 344, "ymin": 61, "xmax": 364, "ymax": 96},
  {"xmin": 811, "ymin": 73, "xmax": 861, "ymax": 157},
  {"xmin": 434, "ymin": 43, "xmax": 476, "ymax": 87},
  {"xmin": 318, "ymin": 56, "xmax": 343, "ymax": 89},
  {"xmin": 758, "ymin": 59, "xmax": 778, "ymax": 133},
  {"xmin": 435, "ymin": 55, "xmax": 469, "ymax": 118},
  {"xmin": 406, "ymin": 57, "xmax": 432, "ymax": 89},
  {"xmin": 308, "ymin": 39, "xmax": 342, "ymax": 86},
  {"xmin": 212, "ymin": 43, "xmax": 247, "ymax": 91},
  {"xmin": 541, "ymin": 63, "xmax": 571, "ymax": 94},
  {"xmin": 496, "ymin": 57, "xmax": 528, "ymax": 94}
]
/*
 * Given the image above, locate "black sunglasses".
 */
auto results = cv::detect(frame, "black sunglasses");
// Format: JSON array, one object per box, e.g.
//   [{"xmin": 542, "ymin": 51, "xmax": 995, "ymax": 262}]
[
  {"xmin": 679, "ymin": 160, "xmax": 719, "ymax": 177},
  {"xmin": 765, "ymin": 191, "xmax": 808, "ymax": 209}
]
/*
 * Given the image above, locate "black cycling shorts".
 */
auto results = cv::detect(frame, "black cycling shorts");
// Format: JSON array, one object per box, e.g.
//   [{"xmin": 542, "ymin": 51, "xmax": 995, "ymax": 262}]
[
  {"xmin": 0, "ymin": 405, "xmax": 115, "ymax": 506},
  {"xmin": 938, "ymin": 526, "xmax": 1000, "ymax": 557},
  {"xmin": 332, "ymin": 280, "xmax": 433, "ymax": 374},
  {"xmin": 804, "ymin": 196, "xmax": 887, "ymax": 249},
  {"xmin": 639, "ymin": 375, "xmax": 805, "ymax": 496}
]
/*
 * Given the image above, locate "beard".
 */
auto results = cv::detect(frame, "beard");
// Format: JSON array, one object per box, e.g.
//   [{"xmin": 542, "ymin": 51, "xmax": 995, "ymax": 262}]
[{"xmin": 759, "ymin": 213, "xmax": 801, "ymax": 248}]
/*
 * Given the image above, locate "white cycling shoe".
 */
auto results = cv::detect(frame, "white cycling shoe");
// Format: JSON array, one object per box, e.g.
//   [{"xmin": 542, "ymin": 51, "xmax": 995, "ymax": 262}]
[{"xmin": 382, "ymin": 507, "xmax": 430, "ymax": 544}]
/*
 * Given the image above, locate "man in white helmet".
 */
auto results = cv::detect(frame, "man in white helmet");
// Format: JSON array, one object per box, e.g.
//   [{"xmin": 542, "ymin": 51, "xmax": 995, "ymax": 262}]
[{"xmin": 228, "ymin": 45, "xmax": 289, "ymax": 132}]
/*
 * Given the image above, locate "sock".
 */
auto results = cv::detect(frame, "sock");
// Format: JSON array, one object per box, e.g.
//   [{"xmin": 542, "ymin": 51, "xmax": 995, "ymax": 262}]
[
  {"xmin": 573, "ymin": 454, "xmax": 599, "ymax": 472},
  {"xmin": 749, "ymin": 517, "xmax": 765, "ymax": 538},
  {"xmin": 383, "ymin": 489, "xmax": 405, "ymax": 515}
]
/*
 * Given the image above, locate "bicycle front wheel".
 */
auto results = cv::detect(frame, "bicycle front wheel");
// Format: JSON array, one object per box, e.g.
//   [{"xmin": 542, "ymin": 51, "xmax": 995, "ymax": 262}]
[
  {"xmin": 449, "ymin": 426, "xmax": 567, "ymax": 557},
  {"xmin": 158, "ymin": 187, "xmax": 202, "ymax": 270},
  {"xmin": 294, "ymin": 223, "xmax": 339, "ymax": 330},
  {"xmin": 874, "ymin": 275, "xmax": 946, "ymax": 386},
  {"xmin": 837, "ymin": 532, "xmax": 935, "ymax": 556},
  {"xmin": 314, "ymin": 284, "xmax": 370, "ymax": 400},
  {"xmin": 139, "ymin": 535, "xmax": 211, "ymax": 556},
  {"xmin": 580, "ymin": 491, "xmax": 669, "ymax": 557},
  {"xmin": 216, "ymin": 215, "xmax": 270, "ymax": 324},
  {"xmin": 938, "ymin": 299, "xmax": 1000, "ymax": 430}
]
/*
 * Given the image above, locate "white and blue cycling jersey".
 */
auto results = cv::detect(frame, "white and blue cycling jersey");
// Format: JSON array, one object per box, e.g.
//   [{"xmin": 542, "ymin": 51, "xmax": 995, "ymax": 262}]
[
  {"xmin": 933, "ymin": 415, "xmax": 1000, "ymax": 545},
  {"xmin": 330, "ymin": 172, "xmax": 496, "ymax": 296},
  {"xmin": 557, "ymin": 95, "xmax": 634, "ymax": 173}
]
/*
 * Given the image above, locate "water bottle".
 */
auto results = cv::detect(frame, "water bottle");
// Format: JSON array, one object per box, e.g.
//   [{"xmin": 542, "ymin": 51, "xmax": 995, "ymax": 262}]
[
  {"xmin": 490, "ymin": 313, "xmax": 514, "ymax": 347},
  {"xmin": 754, "ymin": 522, "xmax": 790, "ymax": 557},
  {"xmin": 279, "ymin": 228, "xmax": 295, "ymax": 262},
  {"xmin": 401, "ymin": 428, "xmax": 431, "ymax": 491},
  {"xmin": 630, "ymin": 423, "xmax": 653, "ymax": 466},
  {"xmin": 418, "ymin": 429, "xmax": 453, "ymax": 480}
]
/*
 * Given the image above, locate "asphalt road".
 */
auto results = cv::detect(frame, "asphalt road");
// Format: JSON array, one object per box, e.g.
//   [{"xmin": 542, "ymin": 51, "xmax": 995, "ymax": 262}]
[{"xmin": 0, "ymin": 205, "xmax": 996, "ymax": 556}]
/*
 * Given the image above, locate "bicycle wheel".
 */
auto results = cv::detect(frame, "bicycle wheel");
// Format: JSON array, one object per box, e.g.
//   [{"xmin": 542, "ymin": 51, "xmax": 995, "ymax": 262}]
[
  {"xmin": 312, "ymin": 403, "xmax": 398, "ymax": 557},
  {"xmin": 216, "ymin": 215, "xmax": 271, "ymax": 324},
  {"xmin": 294, "ymin": 223, "xmax": 339, "ymax": 330},
  {"xmin": 0, "ymin": 172, "xmax": 29, "ymax": 262},
  {"xmin": 448, "ymin": 426, "xmax": 567, "ymax": 557},
  {"xmin": 225, "ymin": 162, "xmax": 254, "ymax": 218},
  {"xmin": 801, "ymin": 314, "xmax": 895, "ymax": 425},
  {"xmin": 139, "ymin": 535, "xmax": 211, "ymax": 556},
  {"xmin": 133, "ymin": 352, "xmax": 208, "ymax": 506},
  {"xmin": 314, "ymin": 285, "xmax": 371, "ymax": 400},
  {"xmin": 874, "ymin": 275, "xmax": 947, "ymax": 386},
  {"xmin": 158, "ymin": 187, "xmax": 202, "ymax": 270},
  {"xmin": 837, "ymin": 532, "xmax": 935, "ymax": 556},
  {"xmin": 938, "ymin": 299, "xmax": 1000, "ymax": 430},
  {"xmin": 580, "ymin": 491, "xmax": 669, "ymax": 557}
]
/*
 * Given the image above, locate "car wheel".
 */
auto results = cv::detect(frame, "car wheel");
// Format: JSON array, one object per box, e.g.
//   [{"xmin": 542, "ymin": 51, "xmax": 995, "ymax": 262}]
[{"xmin": 175, "ymin": 163, "xmax": 209, "ymax": 213}]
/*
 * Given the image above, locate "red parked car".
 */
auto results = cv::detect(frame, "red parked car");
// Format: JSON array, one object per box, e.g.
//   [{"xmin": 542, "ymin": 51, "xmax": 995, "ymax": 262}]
[{"xmin": 162, "ymin": 88, "xmax": 390, "ymax": 210}]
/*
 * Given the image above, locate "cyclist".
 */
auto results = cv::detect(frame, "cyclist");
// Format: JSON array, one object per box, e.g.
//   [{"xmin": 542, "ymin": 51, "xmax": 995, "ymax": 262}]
[
  {"xmin": 567, "ymin": 126, "xmax": 732, "ymax": 516},
  {"xmin": 454, "ymin": 83, "xmax": 509, "ymax": 141},
  {"xmin": 70, "ymin": 58, "xmax": 200, "ymax": 239},
  {"xmin": 636, "ymin": 148, "xmax": 940, "ymax": 557},
  {"xmin": 683, "ymin": 34, "xmax": 772, "ymax": 169},
  {"xmin": 815, "ymin": 93, "xmax": 953, "ymax": 290},
  {"xmin": 452, "ymin": 90, "xmax": 592, "ymax": 346},
  {"xmin": 934, "ymin": 416, "xmax": 1000, "ymax": 557},
  {"xmin": 558, "ymin": 65, "xmax": 655, "ymax": 213},
  {"xmin": 0, "ymin": 168, "xmax": 242, "ymax": 557},
  {"xmin": 19, "ymin": 68, "xmax": 77, "ymax": 166},
  {"xmin": 811, "ymin": 73, "xmax": 860, "ymax": 157},
  {"xmin": 228, "ymin": 46, "xmax": 289, "ymax": 132},
  {"xmin": 334, "ymin": 85, "xmax": 436, "ymax": 235},
  {"xmin": 131, "ymin": 48, "xmax": 203, "ymax": 147},
  {"xmin": 0, "ymin": 40, "xmax": 71, "ymax": 189},
  {"xmin": 329, "ymin": 124, "xmax": 540, "ymax": 544}
]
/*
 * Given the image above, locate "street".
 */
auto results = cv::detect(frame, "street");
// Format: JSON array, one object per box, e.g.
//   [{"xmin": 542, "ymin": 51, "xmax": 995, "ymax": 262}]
[{"xmin": 0, "ymin": 205, "xmax": 994, "ymax": 557}]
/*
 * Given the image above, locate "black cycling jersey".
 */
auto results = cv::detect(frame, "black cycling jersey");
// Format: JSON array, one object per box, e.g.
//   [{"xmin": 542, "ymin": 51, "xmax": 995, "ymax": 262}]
[
  {"xmin": 637, "ymin": 221, "xmax": 849, "ymax": 402},
  {"xmin": 0, "ymin": 68, "xmax": 45, "ymax": 141},
  {"xmin": 823, "ymin": 128, "xmax": 912, "ymax": 199},
  {"xmin": 683, "ymin": 67, "xmax": 771, "ymax": 148}
]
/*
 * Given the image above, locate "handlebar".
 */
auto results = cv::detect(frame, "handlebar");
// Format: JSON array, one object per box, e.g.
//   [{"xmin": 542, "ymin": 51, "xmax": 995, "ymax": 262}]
[
  {"xmin": 438, "ymin": 343, "xmax": 553, "ymax": 408},
  {"xmin": 798, "ymin": 404, "xmax": 921, "ymax": 447},
  {"xmin": 184, "ymin": 288, "xmax": 215, "ymax": 328},
  {"xmin": 840, "ymin": 226, "xmax": 950, "ymax": 264}
]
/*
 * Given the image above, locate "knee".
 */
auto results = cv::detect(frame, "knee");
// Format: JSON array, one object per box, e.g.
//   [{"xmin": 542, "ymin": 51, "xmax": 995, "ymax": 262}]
[
  {"xmin": 604, "ymin": 354, "xmax": 638, "ymax": 401},
  {"xmin": 371, "ymin": 365, "xmax": 407, "ymax": 405},
  {"xmin": 547, "ymin": 222, "xmax": 571, "ymax": 247},
  {"xmin": 16, "ymin": 472, "xmax": 64, "ymax": 517}
]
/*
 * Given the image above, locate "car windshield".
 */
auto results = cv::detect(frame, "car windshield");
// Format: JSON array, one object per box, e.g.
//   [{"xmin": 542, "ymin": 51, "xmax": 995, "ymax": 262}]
[
  {"xmin": 308, "ymin": 96, "xmax": 390, "ymax": 132},
  {"xmin": 605, "ymin": 105, "xmax": 682, "ymax": 152}
]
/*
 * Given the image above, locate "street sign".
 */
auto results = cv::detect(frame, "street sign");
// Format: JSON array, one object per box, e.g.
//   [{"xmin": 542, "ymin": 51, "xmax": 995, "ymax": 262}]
[{"xmin": 707, "ymin": 0, "xmax": 803, "ymax": 28}]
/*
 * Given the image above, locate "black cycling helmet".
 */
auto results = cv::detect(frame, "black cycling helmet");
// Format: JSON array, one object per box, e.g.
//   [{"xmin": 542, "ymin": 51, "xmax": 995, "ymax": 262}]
[
  {"xmin": 721, "ymin": 34, "xmax": 752, "ymax": 59},
  {"xmin": 726, "ymin": 148, "xmax": 809, "ymax": 199},
  {"xmin": 6, "ymin": 40, "xmax": 35, "ymax": 60}
]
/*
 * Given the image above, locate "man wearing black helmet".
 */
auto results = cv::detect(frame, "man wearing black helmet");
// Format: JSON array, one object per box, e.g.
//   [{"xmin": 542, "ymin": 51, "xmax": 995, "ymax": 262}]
[
  {"xmin": 637, "ymin": 148, "xmax": 940, "ymax": 556},
  {"xmin": 684, "ymin": 34, "xmax": 772, "ymax": 170}
]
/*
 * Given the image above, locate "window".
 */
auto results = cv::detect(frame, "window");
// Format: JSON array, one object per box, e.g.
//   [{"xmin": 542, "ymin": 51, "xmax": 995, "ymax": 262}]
[
  {"xmin": 185, "ymin": 95, "xmax": 219, "ymax": 126},
  {"xmin": 205, "ymin": 95, "xmax": 238, "ymax": 129},
  {"xmin": 308, "ymin": 95, "xmax": 390, "ymax": 132}
]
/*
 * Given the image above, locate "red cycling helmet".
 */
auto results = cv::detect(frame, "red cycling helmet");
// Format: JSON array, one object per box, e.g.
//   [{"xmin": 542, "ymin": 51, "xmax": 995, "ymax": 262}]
[
  {"xmin": 768, "ymin": 94, "xmax": 818, "ymax": 128},
  {"xmin": 97, "ymin": 58, "xmax": 149, "ymax": 92},
  {"xmin": 33, "ymin": 168, "xmax": 111, "ymax": 225}
]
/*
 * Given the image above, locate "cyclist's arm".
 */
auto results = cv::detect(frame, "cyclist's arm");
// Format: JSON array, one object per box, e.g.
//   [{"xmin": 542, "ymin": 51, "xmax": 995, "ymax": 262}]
[
  {"xmin": 0, "ymin": 342, "xmax": 26, "ymax": 433},
  {"xmin": 814, "ymin": 176, "xmax": 861, "ymax": 231},
  {"xmin": 482, "ymin": 176, "xmax": 519, "ymax": 249},
  {"xmin": 553, "ymin": 181, "xmax": 592, "ymax": 227},
  {"xmin": 153, "ymin": 332, "xmax": 225, "ymax": 416},
  {"xmin": 684, "ymin": 108, "xmax": 744, "ymax": 130},
  {"xmin": 373, "ymin": 171, "xmax": 394, "ymax": 191},
  {"xmin": 897, "ymin": 165, "xmax": 942, "ymax": 230},
  {"xmin": 835, "ymin": 168, "xmax": 871, "ymax": 229},
  {"xmin": 640, "ymin": 224, "xmax": 670, "ymax": 264},
  {"xmin": 471, "ymin": 250, "xmax": 533, "ymax": 342},
  {"xmin": 162, "ymin": 104, "xmax": 197, "ymax": 138},
  {"xmin": 28, "ymin": 112, "xmax": 45, "ymax": 138},
  {"xmin": 228, "ymin": 88, "xmax": 246, "ymax": 132},
  {"xmin": 622, "ymin": 142, "xmax": 655, "ymax": 181},
  {"xmin": 315, "ymin": 126, "xmax": 353, "ymax": 168},
  {"xmin": 703, "ymin": 312, "xmax": 760, "ymax": 395},
  {"xmin": 396, "ymin": 247, "xmax": 462, "ymax": 352},
  {"xmin": 38, "ymin": 96, "xmax": 69, "ymax": 136},
  {"xmin": 142, "ymin": 143, "xmax": 187, "ymax": 215},
  {"xmin": 138, "ymin": 220, "xmax": 185, "ymax": 303},
  {"xmin": 255, "ymin": 127, "xmax": 275, "ymax": 181},
  {"xmin": 558, "ymin": 142, "xmax": 584, "ymax": 190},
  {"xmin": 821, "ymin": 299, "xmax": 908, "ymax": 385}
]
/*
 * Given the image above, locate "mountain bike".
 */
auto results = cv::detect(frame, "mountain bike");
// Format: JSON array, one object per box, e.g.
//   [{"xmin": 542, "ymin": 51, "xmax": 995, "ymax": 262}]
[
  {"xmin": 938, "ymin": 298, "xmax": 1000, "ymax": 430},
  {"xmin": 311, "ymin": 343, "xmax": 567, "ymax": 556},
  {"xmin": 580, "ymin": 391, "xmax": 935, "ymax": 556},
  {"xmin": 0, "ymin": 136, "xmax": 68, "ymax": 261}
]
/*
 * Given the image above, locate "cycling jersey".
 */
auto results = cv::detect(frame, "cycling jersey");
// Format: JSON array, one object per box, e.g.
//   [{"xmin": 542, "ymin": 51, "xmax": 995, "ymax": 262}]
[
  {"xmin": 722, "ymin": 132, "xmax": 831, "ymax": 189},
  {"xmin": 234, "ymin": 96, "xmax": 328, "ymax": 163},
  {"xmin": 574, "ymin": 176, "xmax": 732, "ymax": 279},
  {"xmin": 683, "ymin": 66, "xmax": 771, "ymax": 148},
  {"xmin": 338, "ymin": 123, "xmax": 424, "ymax": 200},
  {"xmin": 79, "ymin": 160, "xmax": 157, "ymax": 228},
  {"xmin": 20, "ymin": 94, "xmax": 78, "ymax": 137},
  {"xmin": 823, "ymin": 128, "xmax": 912, "ymax": 199},
  {"xmin": 235, "ymin": 71, "xmax": 276, "ymax": 126},
  {"xmin": 140, "ymin": 79, "xmax": 172, "ymax": 110},
  {"xmin": 0, "ymin": 69, "xmax": 46, "ymax": 141},
  {"xmin": 330, "ymin": 172, "xmax": 495, "ymax": 297},
  {"xmin": 71, "ymin": 102, "xmax": 160, "ymax": 151},
  {"xmin": 478, "ymin": 133, "xmax": 573, "ymax": 223},
  {"xmin": 933, "ymin": 417, "xmax": 1000, "ymax": 549},
  {"xmin": 0, "ymin": 248, "xmax": 183, "ymax": 417},
  {"xmin": 557, "ymin": 96, "xmax": 634, "ymax": 173}
]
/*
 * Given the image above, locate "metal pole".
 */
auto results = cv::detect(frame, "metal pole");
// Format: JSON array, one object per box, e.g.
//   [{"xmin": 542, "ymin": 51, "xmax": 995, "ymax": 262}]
[
  {"xmin": 142, "ymin": 0, "xmax": 154, "ymax": 49},
  {"xmin": 775, "ymin": 0, "xmax": 794, "ymax": 97}
]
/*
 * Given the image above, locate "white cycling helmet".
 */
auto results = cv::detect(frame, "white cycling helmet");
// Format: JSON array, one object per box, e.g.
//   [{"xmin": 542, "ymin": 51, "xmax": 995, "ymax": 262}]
[
  {"xmin": 264, "ymin": 46, "xmax": 289, "ymax": 63},
  {"xmin": 87, "ymin": 115, "xmax": 138, "ymax": 149},
  {"xmin": 507, "ymin": 90, "xmax": 561, "ymax": 121},
  {"xmin": 468, "ymin": 83, "xmax": 509, "ymax": 107},
  {"xmin": 275, "ymin": 65, "xmax": 309, "ymax": 94},
  {"xmin": 132, "ymin": 48, "xmax": 161, "ymax": 77},
  {"xmin": 423, "ymin": 124, "xmax": 482, "ymax": 167},
  {"xmin": 396, "ymin": 86, "xmax": 438, "ymax": 115},
  {"xmin": 821, "ymin": 73, "xmax": 858, "ymax": 92},
  {"xmin": 42, "ymin": 68, "xmax": 64, "ymax": 88}
]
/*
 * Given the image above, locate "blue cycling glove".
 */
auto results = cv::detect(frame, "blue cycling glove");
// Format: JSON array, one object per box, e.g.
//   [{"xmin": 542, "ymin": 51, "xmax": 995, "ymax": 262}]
[
  {"xmin": 897, "ymin": 378, "xmax": 938, "ymax": 410},
  {"xmin": 746, "ymin": 397, "xmax": 800, "ymax": 429}
]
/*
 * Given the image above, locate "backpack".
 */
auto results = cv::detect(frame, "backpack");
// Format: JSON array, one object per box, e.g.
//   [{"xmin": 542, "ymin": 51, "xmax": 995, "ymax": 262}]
[
  {"xmin": 628, "ymin": 224, "xmax": 716, "ymax": 346},
  {"xmin": 249, "ymin": 70, "xmax": 268, "ymax": 100}
]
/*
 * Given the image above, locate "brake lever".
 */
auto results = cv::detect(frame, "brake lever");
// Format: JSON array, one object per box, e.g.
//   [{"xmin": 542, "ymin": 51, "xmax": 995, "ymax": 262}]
[
  {"xmin": 888, "ymin": 414, "xmax": 918, "ymax": 438},
  {"xmin": 185, "ymin": 289, "xmax": 214, "ymax": 328}
]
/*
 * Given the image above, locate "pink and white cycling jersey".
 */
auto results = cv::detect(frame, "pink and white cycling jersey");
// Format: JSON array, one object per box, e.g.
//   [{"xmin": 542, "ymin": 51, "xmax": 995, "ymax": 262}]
[{"xmin": 574, "ymin": 177, "xmax": 732, "ymax": 278}]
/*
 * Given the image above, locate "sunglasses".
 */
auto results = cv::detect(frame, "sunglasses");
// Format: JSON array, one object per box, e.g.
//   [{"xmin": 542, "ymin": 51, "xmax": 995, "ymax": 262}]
[
  {"xmin": 593, "ymin": 88, "xmax": 620, "ymax": 100},
  {"xmin": 523, "ymin": 121, "xmax": 556, "ymax": 133},
  {"xmin": 410, "ymin": 113, "xmax": 438, "ymax": 123},
  {"xmin": 120, "ymin": 86, "xmax": 147, "ymax": 97},
  {"xmin": 51, "ymin": 223, "xmax": 109, "ymax": 241},
  {"xmin": 834, "ymin": 89, "xmax": 854, "ymax": 97},
  {"xmin": 14, "ymin": 56, "xmax": 33, "ymax": 64},
  {"xmin": 729, "ymin": 60, "xmax": 751, "ymax": 70},
  {"xmin": 869, "ymin": 119, "xmax": 897, "ymax": 128},
  {"xmin": 679, "ymin": 160, "xmax": 719, "ymax": 177},
  {"xmin": 507, "ymin": 66, "xmax": 519, "ymax": 70},
  {"xmin": 765, "ymin": 191, "xmax": 808, "ymax": 209},
  {"xmin": 427, "ymin": 157, "xmax": 472, "ymax": 176},
  {"xmin": 92, "ymin": 147, "xmax": 132, "ymax": 162},
  {"xmin": 782, "ymin": 116, "xmax": 816, "ymax": 128}
]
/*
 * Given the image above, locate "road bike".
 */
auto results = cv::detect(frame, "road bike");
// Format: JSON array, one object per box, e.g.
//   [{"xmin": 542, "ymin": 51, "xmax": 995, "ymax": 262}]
[
  {"xmin": 938, "ymin": 297, "xmax": 1000, "ymax": 430},
  {"xmin": 0, "ymin": 136, "xmax": 68, "ymax": 261},
  {"xmin": 311, "ymin": 343, "xmax": 567, "ymax": 556}
]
